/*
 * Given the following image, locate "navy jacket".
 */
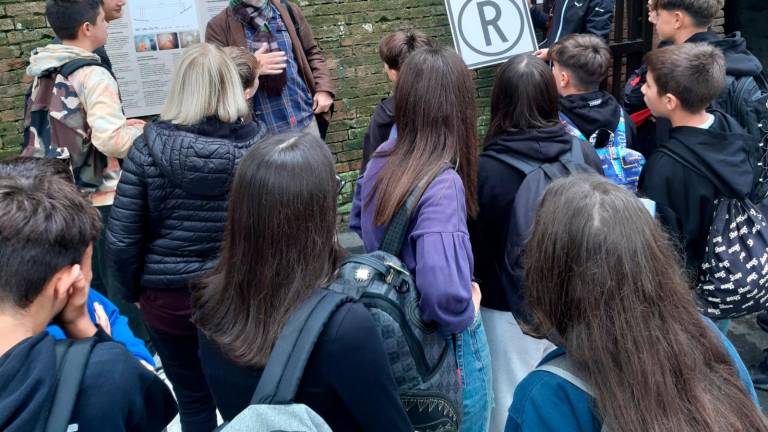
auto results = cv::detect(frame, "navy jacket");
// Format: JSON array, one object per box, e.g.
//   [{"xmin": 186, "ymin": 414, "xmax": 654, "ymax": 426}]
[
  {"xmin": 106, "ymin": 118, "xmax": 266, "ymax": 301},
  {"xmin": 0, "ymin": 332, "xmax": 177, "ymax": 431},
  {"xmin": 531, "ymin": 0, "xmax": 615, "ymax": 49}
]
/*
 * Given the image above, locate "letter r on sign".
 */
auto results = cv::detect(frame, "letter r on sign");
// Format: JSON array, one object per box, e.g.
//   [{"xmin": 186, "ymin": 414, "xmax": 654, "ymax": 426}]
[{"xmin": 477, "ymin": 1, "xmax": 509, "ymax": 46}]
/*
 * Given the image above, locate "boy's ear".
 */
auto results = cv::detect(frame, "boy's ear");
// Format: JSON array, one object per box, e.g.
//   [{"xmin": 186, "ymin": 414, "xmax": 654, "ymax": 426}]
[
  {"xmin": 663, "ymin": 92, "xmax": 679, "ymax": 112},
  {"xmin": 673, "ymin": 10, "xmax": 685, "ymax": 29},
  {"xmin": 78, "ymin": 21, "xmax": 92, "ymax": 40},
  {"xmin": 50, "ymin": 264, "xmax": 81, "ymax": 301},
  {"xmin": 559, "ymin": 70, "xmax": 570, "ymax": 88}
]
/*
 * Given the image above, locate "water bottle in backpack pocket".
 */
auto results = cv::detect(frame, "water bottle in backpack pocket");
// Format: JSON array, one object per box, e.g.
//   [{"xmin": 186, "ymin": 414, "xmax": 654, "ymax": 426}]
[
  {"xmin": 329, "ymin": 171, "xmax": 462, "ymax": 431},
  {"xmin": 561, "ymin": 109, "xmax": 645, "ymax": 192}
]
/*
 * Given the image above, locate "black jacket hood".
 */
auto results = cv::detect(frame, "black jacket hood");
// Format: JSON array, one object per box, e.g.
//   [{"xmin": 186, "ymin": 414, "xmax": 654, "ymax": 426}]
[
  {"xmin": 687, "ymin": 31, "xmax": 763, "ymax": 78},
  {"xmin": 0, "ymin": 334, "xmax": 56, "ymax": 431},
  {"xmin": 144, "ymin": 119, "xmax": 266, "ymax": 196},
  {"xmin": 662, "ymin": 109, "xmax": 754, "ymax": 198},
  {"xmin": 484, "ymin": 124, "xmax": 575, "ymax": 161},
  {"xmin": 559, "ymin": 90, "xmax": 627, "ymax": 146}
]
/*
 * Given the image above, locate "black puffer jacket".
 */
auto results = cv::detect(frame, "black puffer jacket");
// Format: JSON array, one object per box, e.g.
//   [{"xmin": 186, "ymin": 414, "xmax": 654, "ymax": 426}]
[{"xmin": 106, "ymin": 118, "xmax": 266, "ymax": 302}]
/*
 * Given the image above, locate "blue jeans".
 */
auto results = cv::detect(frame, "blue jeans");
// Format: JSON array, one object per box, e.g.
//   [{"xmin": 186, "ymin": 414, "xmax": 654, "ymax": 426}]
[{"xmin": 456, "ymin": 313, "xmax": 493, "ymax": 432}]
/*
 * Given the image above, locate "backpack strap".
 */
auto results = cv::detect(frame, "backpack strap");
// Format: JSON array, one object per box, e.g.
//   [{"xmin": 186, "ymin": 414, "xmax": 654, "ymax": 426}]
[
  {"xmin": 559, "ymin": 113, "xmax": 588, "ymax": 142},
  {"xmin": 485, "ymin": 137, "xmax": 586, "ymax": 180},
  {"xmin": 379, "ymin": 166, "xmax": 450, "ymax": 256},
  {"xmin": 251, "ymin": 289, "xmax": 352, "ymax": 405},
  {"xmin": 656, "ymin": 147, "xmax": 731, "ymax": 197},
  {"xmin": 482, "ymin": 151, "xmax": 543, "ymax": 176},
  {"xmin": 41, "ymin": 338, "xmax": 97, "ymax": 432},
  {"xmin": 58, "ymin": 58, "xmax": 113, "ymax": 80},
  {"xmin": 535, "ymin": 355, "xmax": 608, "ymax": 431},
  {"xmin": 558, "ymin": 137, "xmax": 586, "ymax": 174},
  {"xmin": 534, "ymin": 354, "xmax": 594, "ymax": 396}
]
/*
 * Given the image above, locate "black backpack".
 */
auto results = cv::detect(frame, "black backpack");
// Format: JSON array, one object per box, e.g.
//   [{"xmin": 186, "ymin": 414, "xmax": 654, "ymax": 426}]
[
  {"xmin": 658, "ymin": 148, "xmax": 768, "ymax": 319},
  {"xmin": 34, "ymin": 338, "xmax": 96, "ymax": 432},
  {"xmin": 328, "ymin": 170, "xmax": 462, "ymax": 431},
  {"xmin": 482, "ymin": 138, "xmax": 599, "ymax": 321},
  {"xmin": 712, "ymin": 67, "xmax": 768, "ymax": 203}
]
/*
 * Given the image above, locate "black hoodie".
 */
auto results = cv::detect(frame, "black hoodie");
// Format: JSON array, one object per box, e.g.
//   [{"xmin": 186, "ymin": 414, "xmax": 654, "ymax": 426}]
[
  {"xmin": 638, "ymin": 110, "xmax": 754, "ymax": 275},
  {"xmin": 469, "ymin": 125, "xmax": 603, "ymax": 314},
  {"xmin": 559, "ymin": 90, "xmax": 638, "ymax": 149},
  {"xmin": 361, "ymin": 97, "xmax": 395, "ymax": 172},
  {"xmin": 624, "ymin": 32, "xmax": 763, "ymax": 156},
  {"xmin": 0, "ymin": 332, "xmax": 177, "ymax": 431}
]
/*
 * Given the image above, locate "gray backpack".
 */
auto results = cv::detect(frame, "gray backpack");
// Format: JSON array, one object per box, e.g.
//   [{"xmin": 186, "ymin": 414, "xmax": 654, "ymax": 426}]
[
  {"xmin": 482, "ymin": 138, "xmax": 598, "ymax": 321},
  {"xmin": 219, "ymin": 289, "xmax": 352, "ymax": 432},
  {"xmin": 329, "ymin": 171, "xmax": 462, "ymax": 431}
]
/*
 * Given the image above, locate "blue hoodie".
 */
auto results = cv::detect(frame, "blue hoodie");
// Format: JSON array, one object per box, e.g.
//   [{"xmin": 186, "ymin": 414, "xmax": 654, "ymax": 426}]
[
  {"xmin": 46, "ymin": 290, "xmax": 155, "ymax": 366},
  {"xmin": 505, "ymin": 319, "xmax": 758, "ymax": 431}
]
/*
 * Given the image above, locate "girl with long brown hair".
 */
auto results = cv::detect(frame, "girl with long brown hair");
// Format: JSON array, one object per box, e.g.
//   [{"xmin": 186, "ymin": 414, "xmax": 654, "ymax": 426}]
[
  {"xmin": 193, "ymin": 132, "xmax": 411, "ymax": 431},
  {"xmin": 470, "ymin": 53, "xmax": 602, "ymax": 431},
  {"xmin": 507, "ymin": 175, "xmax": 765, "ymax": 432},
  {"xmin": 350, "ymin": 46, "xmax": 492, "ymax": 431}
]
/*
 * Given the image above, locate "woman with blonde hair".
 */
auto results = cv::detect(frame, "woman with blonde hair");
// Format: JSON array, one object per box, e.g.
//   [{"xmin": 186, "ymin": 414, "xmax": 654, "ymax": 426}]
[{"xmin": 106, "ymin": 42, "xmax": 267, "ymax": 432}]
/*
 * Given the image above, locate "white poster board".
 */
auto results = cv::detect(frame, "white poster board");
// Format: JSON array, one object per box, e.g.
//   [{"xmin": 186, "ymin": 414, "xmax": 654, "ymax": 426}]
[
  {"xmin": 104, "ymin": 0, "xmax": 229, "ymax": 118},
  {"xmin": 444, "ymin": 0, "xmax": 538, "ymax": 69}
]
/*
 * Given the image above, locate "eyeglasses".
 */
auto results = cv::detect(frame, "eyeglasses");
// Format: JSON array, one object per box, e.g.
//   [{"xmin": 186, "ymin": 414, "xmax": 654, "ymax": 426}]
[{"xmin": 336, "ymin": 174, "xmax": 347, "ymax": 196}]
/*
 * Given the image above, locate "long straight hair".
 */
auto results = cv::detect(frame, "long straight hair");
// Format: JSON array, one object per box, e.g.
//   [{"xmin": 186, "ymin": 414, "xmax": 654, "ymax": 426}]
[
  {"xmin": 524, "ymin": 175, "xmax": 768, "ymax": 432},
  {"xmin": 372, "ymin": 47, "xmax": 478, "ymax": 225},
  {"xmin": 192, "ymin": 133, "xmax": 343, "ymax": 367},
  {"xmin": 484, "ymin": 54, "xmax": 560, "ymax": 146}
]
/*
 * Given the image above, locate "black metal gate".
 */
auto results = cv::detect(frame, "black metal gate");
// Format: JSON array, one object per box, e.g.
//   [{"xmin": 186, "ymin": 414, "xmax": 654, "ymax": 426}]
[{"xmin": 607, "ymin": 0, "xmax": 654, "ymax": 98}]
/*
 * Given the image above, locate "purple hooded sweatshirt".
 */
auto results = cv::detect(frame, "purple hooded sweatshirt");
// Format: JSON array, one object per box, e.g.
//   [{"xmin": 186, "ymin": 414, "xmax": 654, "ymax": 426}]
[{"xmin": 350, "ymin": 138, "xmax": 475, "ymax": 335}]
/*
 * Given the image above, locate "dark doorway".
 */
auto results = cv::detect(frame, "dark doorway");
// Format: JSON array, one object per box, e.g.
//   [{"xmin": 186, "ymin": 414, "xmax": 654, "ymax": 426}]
[
  {"xmin": 607, "ymin": 0, "xmax": 654, "ymax": 99},
  {"xmin": 724, "ymin": 0, "xmax": 768, "ymax": 68}
]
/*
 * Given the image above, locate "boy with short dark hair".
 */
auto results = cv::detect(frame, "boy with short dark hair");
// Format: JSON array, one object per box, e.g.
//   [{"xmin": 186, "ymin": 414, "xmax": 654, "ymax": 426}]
[
  {"xmin": 624, "ymin": 0, "xmax": 765, "ymax": 147},
  {"xmin": 638, "ymin": 43, "xmax": 754, "ymax": 277},
  {"xmin": 551, "ymin": 33, "xmax": 637, "ymax": 150},
  {"xmin": 25, "ymin": 0, "xmax": 144, "ymax": 206},
  {"xmin": 0, "ymin": 172, "xmax": 177, "ymax": 430},
  {"xmin": 361, "ymin": 31, "xmax": 433, "ymax": 171}
]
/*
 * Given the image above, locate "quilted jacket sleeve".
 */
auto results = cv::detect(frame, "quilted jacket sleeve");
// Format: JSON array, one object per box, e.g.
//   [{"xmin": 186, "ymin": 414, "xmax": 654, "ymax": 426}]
[{"xmin": 106, "ymin": 136, "xmax": 151, "ymax": 303}]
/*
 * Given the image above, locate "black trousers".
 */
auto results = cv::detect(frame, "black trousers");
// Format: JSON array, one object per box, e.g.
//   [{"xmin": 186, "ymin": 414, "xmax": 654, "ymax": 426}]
[{"xmin": 148, "ymin": 327, "xmax": 217, "ymax": 432}]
